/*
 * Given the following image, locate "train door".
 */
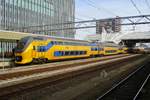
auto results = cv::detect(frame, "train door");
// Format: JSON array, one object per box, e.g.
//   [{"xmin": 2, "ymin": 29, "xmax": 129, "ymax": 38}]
[
  {"xmin": 41, "ymin": 43, "xmax": 46, "ymax": 58},
  {"xmin": 98, "ymin": 43, "xmax": 103, "ymax": 56},
  {"xmin": 32, "ymin": 45, "xmax": 37, "ymax": 59}
]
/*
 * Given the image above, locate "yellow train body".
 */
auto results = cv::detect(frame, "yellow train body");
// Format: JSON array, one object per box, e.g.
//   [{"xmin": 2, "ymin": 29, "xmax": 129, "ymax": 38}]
[
  {"xmin": 14, "ymin": 36, "xmax": 127, "ymax": 64},
  {"xmin": 103, "ymin": 47, "xmax": 119, "ymax": 55}
]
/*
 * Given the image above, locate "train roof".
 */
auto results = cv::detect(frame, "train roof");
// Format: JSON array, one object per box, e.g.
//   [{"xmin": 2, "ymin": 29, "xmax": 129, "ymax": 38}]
[{"xmin": 36, "ymin": 36, "xmax": 90, "ymax": 43}]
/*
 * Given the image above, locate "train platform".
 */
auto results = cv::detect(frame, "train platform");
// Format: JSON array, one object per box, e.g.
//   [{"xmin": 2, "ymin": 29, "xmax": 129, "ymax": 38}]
[{"xmin": 0, "ymin": 58, "xmax": 13, "ymax": 68}]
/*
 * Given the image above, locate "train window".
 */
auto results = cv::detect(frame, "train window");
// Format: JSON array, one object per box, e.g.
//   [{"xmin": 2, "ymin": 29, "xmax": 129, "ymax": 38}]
[
  {"xmin": 74, "ymin": 51, "xmax": 78, "ymax": 55},
  {"xmin": 80, "ymin": 51, "xmax": 83, "ymax": 55},
  {"xmin": 99, "ymin": 48, "xmax": 104, "ymax": 51},
  {"xmin": 83, "ymin": 51, "xmax": 86, "ymax": 54},
  {"xmin": 53, "ymin": 41, "xmax": 56, "ymax": 45},
  {"xmin": 78, "ymin": 51, "xmax": 81, "ymax": 55},
  {"xmin": 59, "ymin": 51, "xmax": 62, "ymax": 56},
  {"xmin": 59, "ymin": 51, "xmax": 63, "ymax": 56},
  {"xmin": 70, "ymin": 51, "xmax": 74, "ymax": 55},
  {"xmin": 82, "ymin": 51, "xmax": 84, "ymax": 55},
  {"xmin": 65, "ymin": 51, "xmax": 69, "ymax": 56},
  {"xmin": 72, "ymin": 51, "xmax": 75, "ymax": 55},
  {"xmin": 83, "ymin": 51, "xmax": 87, "ymax": 54},
  {"xmin": 51, "ymin": 41, "xmax": 54, "ymax": 45},
  {"xmin": 95, "ymin": 48, "xmax": 97, "ymax": 51},
  {"xmin": 54, "ymin": 51, "xmax": 60, "ymax": 56},
  {"xmin": 91, "ymin": 48, "xmax": 97, "ymax": 51},
  {"xmin": 61, "ymin": 51, "xmax": 64, "ymax": 55},
  {"xmin": 105, "ymin": 50, "xmax": 117, "ymax": 53}
]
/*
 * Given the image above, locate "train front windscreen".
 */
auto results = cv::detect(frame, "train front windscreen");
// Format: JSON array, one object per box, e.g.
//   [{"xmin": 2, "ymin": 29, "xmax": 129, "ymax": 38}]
[{"xmin": 15, "ymin": 36, "xmax": 32, "ymax": 53}]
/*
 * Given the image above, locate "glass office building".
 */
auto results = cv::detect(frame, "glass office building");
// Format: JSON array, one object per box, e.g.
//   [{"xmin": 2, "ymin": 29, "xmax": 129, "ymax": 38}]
[{"xmin": 0, "ymin": 0, "xmax": 75, "ymax": 38}]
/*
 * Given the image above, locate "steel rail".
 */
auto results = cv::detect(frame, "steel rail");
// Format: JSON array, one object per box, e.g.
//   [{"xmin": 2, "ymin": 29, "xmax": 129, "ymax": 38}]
[
  {"xmin": 133, "ymin": 73, "xmax": 150, "ymax": 100},
  {"xmin": 96, "ymin": 63, "xmax": 147, "ymax": 100}
]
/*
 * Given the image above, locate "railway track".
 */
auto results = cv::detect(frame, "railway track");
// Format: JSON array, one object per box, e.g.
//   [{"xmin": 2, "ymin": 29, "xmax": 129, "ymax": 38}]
[
  {"xmin": 135, "ymin": 74, "xmax": 150, "ymax": 100},
  {"xmin": 0, "ymin": 54, "xmax": 129, "ymax": 80},
  {"xmin": 97, "ymin": 58, "xmax": 150, "ymax": 100},
  {"xmin": 0, "ymin": 54, "xmax": 141, "ymax": 99}
]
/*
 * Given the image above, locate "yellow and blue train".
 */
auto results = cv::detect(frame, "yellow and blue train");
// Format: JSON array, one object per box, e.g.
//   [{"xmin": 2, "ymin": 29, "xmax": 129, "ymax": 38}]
[{"xmin": 14, "ymin": 36, "xmax": 127, "ymax": 64}]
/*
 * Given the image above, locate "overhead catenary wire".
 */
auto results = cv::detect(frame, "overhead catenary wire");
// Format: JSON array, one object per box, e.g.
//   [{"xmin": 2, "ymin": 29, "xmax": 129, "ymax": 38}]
[
  {"xmin": 77, "ymin": 14, "xmax": 96, "ymax": 20},
  {"xmin": 85, "ymin": 0, "xmax": 117, "ymax": 16},
  {"xmin": 130, "ymin": 0, "xmax": 142, "ymax": 14}
]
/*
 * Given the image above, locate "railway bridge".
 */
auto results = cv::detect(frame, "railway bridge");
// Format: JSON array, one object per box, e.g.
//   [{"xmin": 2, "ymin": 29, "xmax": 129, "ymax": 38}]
[{"xmin": 120, "ymin": 31, "xmax": 150, "ymax": 47}]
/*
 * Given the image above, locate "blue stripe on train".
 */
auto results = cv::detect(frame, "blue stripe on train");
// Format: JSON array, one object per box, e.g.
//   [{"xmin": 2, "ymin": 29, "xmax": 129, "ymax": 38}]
[
  {"xmin": 54, "ymin": 51, "xmax": 62, "ymax": 56},
  {"xmin": 37, "ymin": 42, "xmax": 53, "ymax": 52}
]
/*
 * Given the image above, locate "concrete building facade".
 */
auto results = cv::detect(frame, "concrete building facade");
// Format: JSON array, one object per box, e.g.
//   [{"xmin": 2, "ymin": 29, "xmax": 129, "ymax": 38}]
[
  {"xmin": 96, "ymin": 17, "xmax": 121, "ymax": 34},
  {"xmin": 0, "ymin": 0, "xmax": 75, "ymax": 38}
]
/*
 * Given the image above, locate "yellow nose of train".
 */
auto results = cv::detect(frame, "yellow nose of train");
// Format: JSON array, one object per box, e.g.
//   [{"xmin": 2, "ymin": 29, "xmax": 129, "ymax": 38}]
[{"xmin": 14, "ymin": 36, "xmax": 34, "ymax": 64}]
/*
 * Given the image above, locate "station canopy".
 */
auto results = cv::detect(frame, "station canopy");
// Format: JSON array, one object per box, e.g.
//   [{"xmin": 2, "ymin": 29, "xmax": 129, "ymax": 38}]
[
  {"xmin": 121, "ymin": 31, "xmax": 150, "ymax": 40},
  {"xmin": 0, "ymin": 30, "xmax": 34, "ymax": 40}
]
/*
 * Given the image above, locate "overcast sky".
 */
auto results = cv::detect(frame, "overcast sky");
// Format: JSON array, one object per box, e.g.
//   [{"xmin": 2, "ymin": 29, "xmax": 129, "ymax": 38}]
[{"xmin": 75, "ymin": 0, "xmax": 150, "ymax": 39}]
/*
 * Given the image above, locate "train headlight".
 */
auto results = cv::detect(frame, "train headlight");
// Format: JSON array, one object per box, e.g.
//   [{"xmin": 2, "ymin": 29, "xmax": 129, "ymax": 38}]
[{"xmin": 15, "ymin": 56, "xmax": 22, "ymax": 62}]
